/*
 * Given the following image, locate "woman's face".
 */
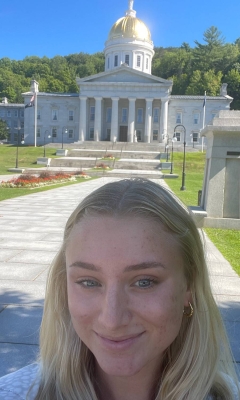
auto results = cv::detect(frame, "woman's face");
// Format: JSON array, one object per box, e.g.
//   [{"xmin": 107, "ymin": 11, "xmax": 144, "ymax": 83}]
[{"xmin": 66, "ymin": 215, "xmax": 191, "ymax": 378}]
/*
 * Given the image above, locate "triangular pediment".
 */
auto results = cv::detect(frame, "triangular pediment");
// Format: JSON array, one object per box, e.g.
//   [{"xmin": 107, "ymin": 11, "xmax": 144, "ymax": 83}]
[{"xmin": 77, "ymin": 66, "xmax": 172, "ymax": 86}]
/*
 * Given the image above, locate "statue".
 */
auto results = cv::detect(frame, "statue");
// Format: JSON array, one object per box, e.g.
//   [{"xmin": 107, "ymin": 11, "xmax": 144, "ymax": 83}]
[{"xmin": 129, "ymin": 0, "xmax": 134, "ymax": 10}]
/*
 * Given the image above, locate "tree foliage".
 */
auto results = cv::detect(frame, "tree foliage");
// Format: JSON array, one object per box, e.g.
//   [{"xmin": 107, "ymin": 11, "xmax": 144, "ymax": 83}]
[{"xmin": 0, "ymin": 26, "xmax": 240, "ymax": 109}]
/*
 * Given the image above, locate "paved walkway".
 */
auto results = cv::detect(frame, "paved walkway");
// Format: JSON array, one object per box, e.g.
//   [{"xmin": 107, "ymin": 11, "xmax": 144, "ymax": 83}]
[{"xmin": 0, "ymin": 177, "xmax": 239, "ymax": 378}]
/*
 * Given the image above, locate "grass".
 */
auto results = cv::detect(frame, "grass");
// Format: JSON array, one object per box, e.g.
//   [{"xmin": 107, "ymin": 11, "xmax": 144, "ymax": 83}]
[
  {"xmin": 163, "ymin": 151, "xmax": 206, "ymax": 206},
  {"xmin": 0, "ymin": 144, "xmax": 59, "ymax": 174},
  {"xmin": 0, "ymin": 177, "xmax": 97, "ymax": 202},
  {"xmin": 205, "ymin": 228, "xmax": 240, "ymax": 275}
]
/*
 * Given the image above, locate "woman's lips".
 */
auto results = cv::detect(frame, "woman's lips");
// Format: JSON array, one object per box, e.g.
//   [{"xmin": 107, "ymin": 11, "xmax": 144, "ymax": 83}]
[{"xmin": 95, "ymin": 332, "xmax": 144, "ymax": 350}]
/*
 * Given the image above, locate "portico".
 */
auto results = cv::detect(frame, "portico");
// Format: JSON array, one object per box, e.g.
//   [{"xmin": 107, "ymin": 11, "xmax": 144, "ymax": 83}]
[{"xmin": 76, "ymin": 66, "xmax": 172, "ymax": 143}]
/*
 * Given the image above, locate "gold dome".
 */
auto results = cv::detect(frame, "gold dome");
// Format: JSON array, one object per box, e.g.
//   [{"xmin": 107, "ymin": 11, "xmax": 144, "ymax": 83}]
[{"xmin": 108, "ymin": 16, "xmax": 151, "ymax": 42}]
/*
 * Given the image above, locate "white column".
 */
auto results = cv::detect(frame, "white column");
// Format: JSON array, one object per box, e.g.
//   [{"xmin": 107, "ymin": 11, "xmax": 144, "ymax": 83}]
[
  {"xmin": 128, "ymin": 98, "xmax": 136, "ymax": 142},
  {"xmin": 94, "ymin": 97, "xmax": 102, "ymax": 141},
  {"xmin": 111, "ymin": 97, "xmax": 119, "ymax": 142},
  {"xmin": 160, "ymin": 97, "xmax": 169, "ymax": 142},
  {"xmin": 79, "ymin": 96, "xmax": 87, "ymax": 141},
  {"xmin": 144, "ymin": 98, "xmax": 153, "ymax": 143}
]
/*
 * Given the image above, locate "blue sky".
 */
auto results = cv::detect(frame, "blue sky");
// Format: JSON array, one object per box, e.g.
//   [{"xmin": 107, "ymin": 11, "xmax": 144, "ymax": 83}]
[{"xmin": 1, "ymin": 0, "xmax": 240, "ymax": 60}]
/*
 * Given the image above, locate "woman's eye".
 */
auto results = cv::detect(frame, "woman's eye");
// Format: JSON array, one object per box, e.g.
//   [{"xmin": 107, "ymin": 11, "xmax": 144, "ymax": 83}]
[
  {"xmin": 134, "ymin": 279, "xmax": 156, "ymax": 289},
  {"xmin": 77, "ymin": 279, "xmax": 100, "ymax": 288}
]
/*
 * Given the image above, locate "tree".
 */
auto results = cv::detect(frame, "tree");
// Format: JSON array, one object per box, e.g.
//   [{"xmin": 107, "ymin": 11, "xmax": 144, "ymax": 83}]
[
  {"xmin": 224, "ymin": 69, "xmax": 240, "ymax": 109},
  {"xmin": 0, "ymin": 119, "xmax": 9, "ymax": 140},
  {"xmin": 186, "ymin": 69, "xmax": 223, "ymax": 96},
  {"xmin": 193, "ymin": 26, "xmax": 225, "ymax": 72}
]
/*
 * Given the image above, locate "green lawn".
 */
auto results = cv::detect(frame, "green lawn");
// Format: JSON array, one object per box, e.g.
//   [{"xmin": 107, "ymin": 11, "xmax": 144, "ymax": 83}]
[
  {"xmin": 0, "ymin": 144, "xmax": 58, "ymax": 174},
  {"xmin": 163, "ymin": 151, "xmax": 206, "ymax": 206},
  {"xmin": 205, "ymin": 228, "xmax": 240, "ymax": 275}
]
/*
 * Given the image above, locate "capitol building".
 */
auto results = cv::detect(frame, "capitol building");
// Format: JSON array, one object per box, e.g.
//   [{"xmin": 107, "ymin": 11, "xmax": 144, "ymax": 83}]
[{"xmin": 20, "ymin": 0, "xmax": 232, "ymax": 146}]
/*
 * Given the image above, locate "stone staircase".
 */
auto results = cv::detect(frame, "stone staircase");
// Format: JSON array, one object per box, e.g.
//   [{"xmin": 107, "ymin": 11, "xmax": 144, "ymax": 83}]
[{"xmin": 39, "ymin": 141, "xmax": 179, "ymax": 179}]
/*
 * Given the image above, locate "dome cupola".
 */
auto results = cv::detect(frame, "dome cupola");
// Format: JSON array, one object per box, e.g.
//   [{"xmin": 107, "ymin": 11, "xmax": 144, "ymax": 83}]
[{"xmin": 104, "ymin": 1, "xmax": 154, "ymax": 74}]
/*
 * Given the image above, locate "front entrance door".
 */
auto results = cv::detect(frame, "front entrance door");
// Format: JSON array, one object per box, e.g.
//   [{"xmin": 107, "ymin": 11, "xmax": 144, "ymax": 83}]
[{"xmin": 119, "ymin": 126, "xmax": 128, "ymax": 142}]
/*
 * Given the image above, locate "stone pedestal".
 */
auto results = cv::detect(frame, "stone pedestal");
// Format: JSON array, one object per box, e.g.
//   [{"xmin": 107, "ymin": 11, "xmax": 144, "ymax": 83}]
[{"xmin": 197, "ymin": 111, "xmax": 240, "ymax": 229}]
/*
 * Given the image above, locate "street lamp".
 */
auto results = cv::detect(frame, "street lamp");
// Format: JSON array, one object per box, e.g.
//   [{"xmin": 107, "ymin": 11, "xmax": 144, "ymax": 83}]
[
  {"xmin": 166, "ymin": 144, "xmax": 169, "ymax": 161},
  {"xmin": 14, "ymin": 126, "xmax": 24, "ymax": 168},
  {"xmin": 174, "ymin": 124, "xmax": 186, "ymax": 190},
  {"xmin": 44, "ymin": 130, "xmax": 51, "ymax": 157},
  {"xmin": 170, "ymin": 135, "xmax": 177, "ymax": 174},
  {"xmin": 62, "ymin": 127, "xmax": 68, "ymax": 149}
]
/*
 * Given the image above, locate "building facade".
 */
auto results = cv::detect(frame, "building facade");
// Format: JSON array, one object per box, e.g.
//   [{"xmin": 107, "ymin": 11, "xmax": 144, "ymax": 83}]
[
  {"xmin": 0, "ymin": 98, "xmax": 25, "ymax": 143},
  {"xmin": 10, "ymin": 1, "xmax": 234, "ymax": 146}
]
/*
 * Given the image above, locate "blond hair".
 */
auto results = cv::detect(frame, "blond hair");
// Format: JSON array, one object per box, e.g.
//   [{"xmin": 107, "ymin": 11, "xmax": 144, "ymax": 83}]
[{"xmin": 32, "ymin": 179, "xmax": 239, "ymax": 400}]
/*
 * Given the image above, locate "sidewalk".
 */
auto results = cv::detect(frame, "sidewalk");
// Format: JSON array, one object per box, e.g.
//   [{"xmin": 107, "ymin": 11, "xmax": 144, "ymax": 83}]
[{"xmin": 0, "ymin": 177, "xmax": 239, "ymax": 377}]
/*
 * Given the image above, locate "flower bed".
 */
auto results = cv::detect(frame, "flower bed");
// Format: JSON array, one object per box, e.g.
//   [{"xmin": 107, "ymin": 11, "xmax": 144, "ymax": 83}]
[
  {"xmin": 93, "ymin": 163, "xmax": 110, "ymax": 169},
  {"xmin": 101, "ymin": 154, "xmax": 115, "ymax": 160},
  {"xmin": 0, "ymin": 171, "xmax": 90, "ymax": 188}
]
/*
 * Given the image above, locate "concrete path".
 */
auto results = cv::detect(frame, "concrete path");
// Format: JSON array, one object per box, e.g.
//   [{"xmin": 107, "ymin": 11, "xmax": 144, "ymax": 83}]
[{"xmin": 0, "ymin": 177, "xmax": 239, "ymax": 378}]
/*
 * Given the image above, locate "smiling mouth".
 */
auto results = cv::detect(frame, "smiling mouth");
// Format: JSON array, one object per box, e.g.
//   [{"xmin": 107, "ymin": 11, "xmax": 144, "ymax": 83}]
[
  {"xmin": 96, "ymin": 333, "xmax": 143, "ymax": 342},
  {"xmin": 95, "ymin": 332, "xmax": 144, "ymax": 349}
]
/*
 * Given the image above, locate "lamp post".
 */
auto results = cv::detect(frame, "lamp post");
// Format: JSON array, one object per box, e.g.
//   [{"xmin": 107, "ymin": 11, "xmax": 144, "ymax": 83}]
[
  {"xmin": 44, "ymin": 130, "xmax": 51, "ymax": 157},
  {"xmin": 62, "ymin": 127, "xmax": 68, "ymax": 149},
  {"xmin": 170, "ymin": 136, "xmax": 177, "ymax": 174},
  {"xmin": 174, "ymin": 124, "xmax": 186, "ymax": 190},
  {"xmin": 14, "ymin": 126, "xmax": 24, "ymax": 168},
  {"xmin": 166, "ymin": 144, "xmax": 169, "ymax": 161}
]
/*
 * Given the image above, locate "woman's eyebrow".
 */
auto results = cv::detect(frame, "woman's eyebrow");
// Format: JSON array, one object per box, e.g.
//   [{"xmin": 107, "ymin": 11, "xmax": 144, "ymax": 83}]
[
  {"xmin": 68, "ymin": 261, "xmax": 165, "ymax": 272},
  {"xmin": 68, "ymin": 261, "xmax": 100, "ymax": 271},
  {"xmin": 124, "ymin": 262, "xmax": 166, "ymax": 272}
]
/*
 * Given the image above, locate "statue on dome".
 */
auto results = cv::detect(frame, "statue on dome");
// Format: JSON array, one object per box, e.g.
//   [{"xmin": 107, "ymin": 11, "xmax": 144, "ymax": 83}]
[{"xmin": 129, "ymin": 0, "xmax": 134, "ymax": 10}]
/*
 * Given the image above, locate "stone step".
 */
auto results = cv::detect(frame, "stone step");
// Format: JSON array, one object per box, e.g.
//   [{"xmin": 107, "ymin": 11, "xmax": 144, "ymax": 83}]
[{"xmin": 68, "ymin": 149, "xmax": 162, "ymax": 159}]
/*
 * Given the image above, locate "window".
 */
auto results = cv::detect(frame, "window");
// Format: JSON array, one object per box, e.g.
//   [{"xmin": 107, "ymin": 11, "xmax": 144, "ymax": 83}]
[
  {"xmin": 114, "ymin": 55, "xmax": 118, "ymax": 67},
  {"xmin": 68, "ymin": 129, "xmax": 74, "ymax": 139},
  {"xmin": 52, "ymin": 110, "xmax": 58, "ymax": 121},
  {"xmin": 0, "ymin": 110, "xmax": 4, "ymax": 117},
  {"xmin": 20, "ymin": 110, "xmax": 24, "ymax": 118},
  {"xmin": 136, "ymin": 130, "xmax": 142, "ymax": 142},
  {"xmin": 89, "ymin": 128, "xmax": 94, "ymax": 140},
  {"xmin": 14, "ymin": 121, "xmax": 18, "ymax": 128},
  {"xmin": 153, "ymin": 130, "xmax": 158, "ymax": 141},
  {"xmin": 193, "ymin": 113, "xmax": 200, "ymax": 124},
  {"xmin": 52, "ymin": 128, "xmax": 57, "ymax": 138},
  {"xmin": 7, "ymin": 111, "xmax": 11, "ymax": 117},
  {"xmin": 192, "ymin": 132, "xmax": 198, "ymax": 142},
  {"xmin": 137, "ymin": 108, "xmax": 143, "ymax": 123},
  {"xmin": 37, "ymin": 128, "xmax": 41, "ymax": 138},
  {"xmin": 136, "ymin": 55, "xmax": 141, "ymax": 67},
  {"xmin": 14, "ymin": 110, "xmax": 18, "ymax": 117},
  {"xmin": 69, "ymin": 110, "xmax": 74, "ymax": 121},
  {"xmin": 37, "ymin": 110, "xmax": 41, "ymax": 120},
  {"xmin": 176, "ymin": 112, "xmax": 182, "ymax": 124},
  {"xmin": 21, "ymin": 121, "xmax": 24, "ymax": 129},
  {"xmin": 175, "ymin": 132, "xmax": 181, "ymax": 141},
  {"xmin": 90, "ymin": 106, "xmax": 95, "ymax": 121},
  {"xmin": 14, "ymin": 133, "xmax": 18, "ymax": 142},
  {"xmin": 107, "ymin": 129, "xmax": 111, "ymax": 140},
  {"xmin": 107, "ymin": 57, "xmax": 110, "ymax": 69},
  {"xmin": 153, "ymin": 108, "xmax": 159, "ymax": 123},
  {"xmin": 106, "ymin": 108, "xmax": 112, "ymax": 123},
  {"xmin": 122, "ymin": 108, "xmax": 128, "ymax": 123},
  {"xmin": 125, "ymin": 54, "xmax": 129, "ymax": 65},
  {"xmin": 146, "ymin": 57, "xmax": 149, "ymax": 70}
]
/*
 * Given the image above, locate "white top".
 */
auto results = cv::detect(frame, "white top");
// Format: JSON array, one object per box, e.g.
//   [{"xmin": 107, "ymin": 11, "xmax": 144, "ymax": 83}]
[{"xmin": 0, "ymin": 364, "xmax": 239, "ymax": 399}]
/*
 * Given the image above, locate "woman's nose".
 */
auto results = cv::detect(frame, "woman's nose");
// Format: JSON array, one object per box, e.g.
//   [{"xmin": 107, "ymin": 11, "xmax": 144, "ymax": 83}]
[{"xmin": 97, "ymin": 285, "xmax": 131, "ymax": 331}]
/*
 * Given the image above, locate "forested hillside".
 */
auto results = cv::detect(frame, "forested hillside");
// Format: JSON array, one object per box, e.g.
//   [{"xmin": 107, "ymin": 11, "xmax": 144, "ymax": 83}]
[{"xmin": 1, "ymin": 27, "xmax": 240, "ymax": 109}]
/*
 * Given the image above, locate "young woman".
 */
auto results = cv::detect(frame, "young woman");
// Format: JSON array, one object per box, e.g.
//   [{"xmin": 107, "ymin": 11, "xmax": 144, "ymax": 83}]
[{"xmin": 0, "ymin": 179, "xmax": 239, "ymax": 400}]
